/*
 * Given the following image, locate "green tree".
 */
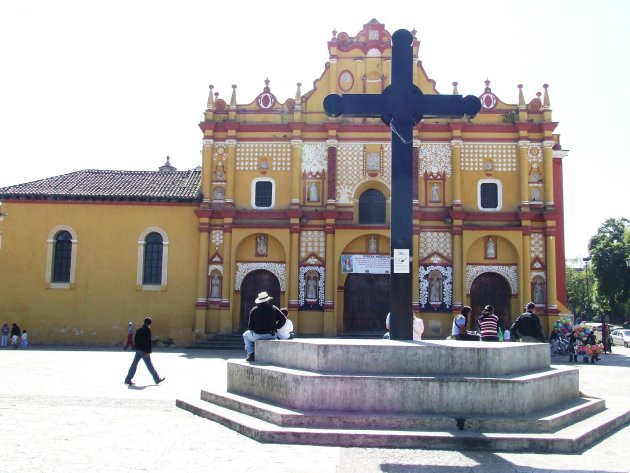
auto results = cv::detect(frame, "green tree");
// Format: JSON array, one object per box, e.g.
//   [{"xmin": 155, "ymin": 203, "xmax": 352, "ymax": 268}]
[
  {"xmin": 588, "ymin": 218, "xmax": 630, "ymax": 324},
  {"xmin": 565, "ymin": 257, "xmax": 595, "ymax": 321}
]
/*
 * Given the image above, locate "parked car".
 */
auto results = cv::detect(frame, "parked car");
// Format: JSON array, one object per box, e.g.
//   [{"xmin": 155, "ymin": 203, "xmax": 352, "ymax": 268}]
[{"xmin": 610, "ymin": 329, "xmax": 630, "ymax": 348}]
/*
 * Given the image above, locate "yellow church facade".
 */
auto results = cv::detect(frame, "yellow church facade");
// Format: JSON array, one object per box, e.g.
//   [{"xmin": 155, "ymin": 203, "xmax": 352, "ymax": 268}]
[{"xmin": 0, "ymin": 20, "xmax": 570, "ymax": 346}]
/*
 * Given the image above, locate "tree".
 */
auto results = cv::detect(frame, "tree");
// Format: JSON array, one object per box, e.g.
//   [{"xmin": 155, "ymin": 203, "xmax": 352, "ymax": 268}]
[
  {"xmin": 565, "ymin": 257, "xmax": 595, "ymax": 322},
  {"xmin": 588, "ymin": 218, "xmax": 630, "ymax": 324}
]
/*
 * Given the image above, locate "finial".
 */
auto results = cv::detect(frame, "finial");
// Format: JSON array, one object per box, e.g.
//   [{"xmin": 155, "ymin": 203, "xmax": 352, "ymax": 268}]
[
  {"xmin": 452, "ymin": 81, "xmax": 459, "ymax": 95},
  {"xmin": 332, "ymin": 29, "xmax": 337, "ymax": 39},
  {"xmin": 543, "ymin": 84, "xmax": 550, "ymax": 109},
  {"xmin": 207, "ymin": 84, "xmax": 214, "ymax": 110},
  {"xmin": 484, "ymin": 79, "xmax": 491, "ymax": 92},
  {"xmin": 230, "ymin": 84, "xmax": 237, "ymax": 108},
  {"xmin": 295, "ymin": 82, "xmax": 302, "ymax": 101},
  {"xmin": 264, "ymin": 78, "xmax": 270, "ymax": 93},
  {"xmin": 159, "ymin": 155, "xmax": 177, "ymax": 172},
  {"xmin": 411, "ymin": 28, "xmax": 417, "ymax": 37},
  {"xmin": 518, "ymin": 84, "xmax": 525, "ymax": 108}
]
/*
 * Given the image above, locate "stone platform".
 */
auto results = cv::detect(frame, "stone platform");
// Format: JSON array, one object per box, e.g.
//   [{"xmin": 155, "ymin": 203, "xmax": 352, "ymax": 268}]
[{"xmin": 177, "ymin": 339, "xmax": 629, "ymax": 452}]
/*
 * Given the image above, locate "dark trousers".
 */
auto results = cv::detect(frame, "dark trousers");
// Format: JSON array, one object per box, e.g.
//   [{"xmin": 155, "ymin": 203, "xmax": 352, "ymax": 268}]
[
  {"xmin": 125, "ymin": 350, "xmax": 160, "ymax": 384},
  {"xmin": 456, "ymin": 333, "xmax": 480, "ymax": 341}
]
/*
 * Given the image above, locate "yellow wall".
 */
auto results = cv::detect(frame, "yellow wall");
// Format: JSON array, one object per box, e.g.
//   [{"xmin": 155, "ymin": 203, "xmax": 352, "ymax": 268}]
[{"xmin": 0, "ymin": 201, "xmax": 199, "ymax": 346}]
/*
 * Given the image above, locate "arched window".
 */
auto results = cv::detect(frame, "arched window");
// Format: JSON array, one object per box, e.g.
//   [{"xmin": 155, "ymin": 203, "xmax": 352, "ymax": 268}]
[
  {"xmin": 52, "ymin": 231, "xmax": 72, "ymax": 283},
  {"xmin": 359, "ymin": 189, "xmax": 386, "ymax": 224},
  {"xmin": 136, "ymin": 227, "xmax": 169, "ymax": 290},
  {"xmin": 143, "ymin": 232, "xmax": 163, "ymax": 285},
  {"xmin": 46, "ymin": 226, "xmax": 78, "ymax": 288}
]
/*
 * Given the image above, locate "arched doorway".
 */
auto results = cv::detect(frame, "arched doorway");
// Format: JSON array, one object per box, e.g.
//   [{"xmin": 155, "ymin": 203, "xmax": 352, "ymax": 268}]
[
  {"xmin": 343, "ymin": 273, "xmax": 390, "ymax": 334},
  {"xmin": 239, "ymin": 270, "xmax": 281, "ymax": 332},
  {"xmin": 470, "ymin": 272, "xmax": 511, "ymax": 329}
]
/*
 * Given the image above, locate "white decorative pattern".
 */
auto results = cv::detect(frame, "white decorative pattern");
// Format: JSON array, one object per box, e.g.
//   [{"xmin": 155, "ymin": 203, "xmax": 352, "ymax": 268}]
[
  {"xmin": 462, "ymin": 144, "xmax": 517, "ymax": 171},
  {"xmin": 235, "ymin": 263, "xmax": 286, "ymax": 291},
  {"xmin": 298, "ymin": 266, "xmax": 325, "ymax": 307},
  {"xmin": 419, "ymin": 232, "xmax": 452, "ymax": 259},
  {"xmin": 419, "ymin": 144, "xmax": 452, "ymax": 176},
  {"xmin": 300, "ymin": 231, "xmax": 326, "ymax": 260},
  {"xmin": 211, "ymin": 230, "xmax": 224, "ymax": 249},
  {"xmin": 530, "ymin": 233, "xmax": 545, "ymax": 260},
  {"xmin": 336, "ymin": 143, "xmax": 391, "ymax": 203},
  {"xmin": 236, "ymin": 143, "xmax": 291, "ymax": 171},
  {"xmin": 466, "ymin": 265, "xmax": 518, "ymax": 295},
  {"xmin": 212, "ymin": 143, "xmax": 228, "ymax": 161},
  {"xmin": 531, "ymin": 270, "xmax": 546, "ymax": 280},
  {"xmin": 301, "ymin": 143, "xmax": 328, "ymax": 173},
  {"xmin": 419, "ymin": 266, "xmax": 453, "ymax": 307},
  {"xmin": 528, "ymin": 145, "xmax": 543, "ymax": 164},
  {"xmin": 208, "ymin": 264, "xmax": 223, "ymax": 276}
]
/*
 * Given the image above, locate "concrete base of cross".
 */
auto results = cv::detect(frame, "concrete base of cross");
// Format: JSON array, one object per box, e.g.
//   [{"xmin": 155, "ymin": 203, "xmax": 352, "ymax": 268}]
[{"xmin": 177, "ymin": 339, "xmax": 630, "ymax": 452}]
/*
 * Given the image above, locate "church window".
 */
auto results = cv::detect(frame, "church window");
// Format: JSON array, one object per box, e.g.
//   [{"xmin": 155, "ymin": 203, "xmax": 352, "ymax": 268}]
[
  {"xmin": 251, "ymin": 177, "xmax": 275, "ymax": 209},
  {"xmin": 52, "ymin": 231, "xmax": 72, "ymax": 283},
  {"xmin": 359, "ymin": 189, "xmax": 386, "ymax": 224},
  {"xmin": 136, "ymin": 227, "xmax": 169, "ymax": 290},
  {"xmin": 45, "ymin": 225, "xmax": 78, "ymax": 289},
  {"xmin": 477, "ymin": 179, "xmax": 502, "ymax": 212},
  {"xmin": 143, "ymin": 232, "xmax": 163, "ymax": 285}
]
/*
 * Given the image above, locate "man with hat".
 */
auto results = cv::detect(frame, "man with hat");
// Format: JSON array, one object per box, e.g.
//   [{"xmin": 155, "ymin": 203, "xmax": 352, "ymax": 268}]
[
  {"xmin": 242, "ymin": 291, "xmax": 287, "ymax": 362},
  {"xmin": 124, "ymin": 321, "xmax": 135, "ymax": 350}
]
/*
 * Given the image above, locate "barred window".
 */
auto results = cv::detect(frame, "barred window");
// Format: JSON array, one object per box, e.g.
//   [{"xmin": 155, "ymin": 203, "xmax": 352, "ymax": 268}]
[
  {"xmin": 255, "ymin": 181, "xmax": 273, "ymax": 207},
  {"xmin": 52, "ymin": 231, "xmax": 72, "ymax": 283},
  {"xmin": 480, "ymin": 183, "xmax": 498, "ymax": 209},
  {"xmin": 143, "ymin": 232, "xmax": 163, "ymax": 284}
]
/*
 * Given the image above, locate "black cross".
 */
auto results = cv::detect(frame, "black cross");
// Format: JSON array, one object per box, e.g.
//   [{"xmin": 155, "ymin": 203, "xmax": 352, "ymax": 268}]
[{"xmin": 324, "ymin": 29, "xmax": 481, "ymax": 340}]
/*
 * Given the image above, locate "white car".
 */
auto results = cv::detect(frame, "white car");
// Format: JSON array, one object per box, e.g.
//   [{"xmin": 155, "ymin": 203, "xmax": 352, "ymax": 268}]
[{"xmin": 610, "ymin": 329, "xmax": 630, "ymax": 348}]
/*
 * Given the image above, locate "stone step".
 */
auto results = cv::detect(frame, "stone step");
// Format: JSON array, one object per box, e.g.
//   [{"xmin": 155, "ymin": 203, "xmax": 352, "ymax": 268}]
[
  {"xmin": 187, "ymin": 334, "xmax": 243, "ymax": 350},
  {"xmin": 175, "ymin": 396, "xmax": 630, "ymax": 453},
  {"xmin": 226, "ymin": 360, "xmax": 580, "ymax": 416},
  {"xmin": 254, "ymin": 338, "xmax": 551, "ymax": 376},
  {"xmin": 197, "ymin": 387, "xmax": 606, "ymax": 433}
]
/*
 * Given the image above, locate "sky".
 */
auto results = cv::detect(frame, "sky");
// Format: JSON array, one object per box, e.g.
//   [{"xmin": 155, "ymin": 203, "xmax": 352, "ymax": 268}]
[{"xmin": 0, "ymin": 0, "xmax": 628, "ymax": 261}]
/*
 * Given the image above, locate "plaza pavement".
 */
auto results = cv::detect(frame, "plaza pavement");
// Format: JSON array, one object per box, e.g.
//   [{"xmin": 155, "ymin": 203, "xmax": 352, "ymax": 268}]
[{"xmin": 1, "ymin": 343, "xmax": 629, "ymax": 473}]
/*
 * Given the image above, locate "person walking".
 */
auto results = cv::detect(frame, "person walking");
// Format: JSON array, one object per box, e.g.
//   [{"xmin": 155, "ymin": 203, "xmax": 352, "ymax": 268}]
[
  {"xmin": 124, "ymin": 317, "xmax": 165, "ymax": 386},
  {"xmin": 20, "ymin": 329, "xmax": 28, "ymax": 349},
  {"xmin": 510, "ymin": 302, "xmax": 545, "ymax": 342},
  {"xmin": 124, "ymin": 321, "xmax": 135, "ymax": 350},
  {"xmin": 478, "ymin": 305, "xmax": 500, "ymax": 342},
  {"xmin": 451, "ymin": 306, "xmax": 479, "ymax": 341},
  {"xmin": 10, "ymin": 323, "xmax": 21, "ymax": 349},
  {"xmin": 1, "ymin": 322, "xmax": 9, "ymax": 347},
  {"xmin": 242, "ymin": 291, "xmax": 287, "ymax": 362}
]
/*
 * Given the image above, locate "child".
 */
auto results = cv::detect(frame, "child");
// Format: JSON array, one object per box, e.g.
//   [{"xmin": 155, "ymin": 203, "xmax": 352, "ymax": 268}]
[
  {"xmin": 276, "ymin": 308, "xmax": 294, "ymax": 340},
  {"xmin": 21, "ymin": 329, "xmax": 28, "ymax": 349}
]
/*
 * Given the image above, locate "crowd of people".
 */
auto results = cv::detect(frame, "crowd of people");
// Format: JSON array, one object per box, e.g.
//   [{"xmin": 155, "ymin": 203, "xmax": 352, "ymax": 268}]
[
  {"xmin": 1, "ymin": 321, "xmax": 27, "ymax": 349},
  {"xmin": 550, "ymin": 319, "xmax": 605, "ymax": 363}
]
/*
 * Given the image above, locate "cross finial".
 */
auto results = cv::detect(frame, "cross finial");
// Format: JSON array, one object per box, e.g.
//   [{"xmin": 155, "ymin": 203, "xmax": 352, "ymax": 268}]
[
  {"xmin": 207, "ymin": 84, "xmax": 215, "ymax": 110},
  {"xmin": 518, "ymin": 84, "xmax": 525, "ymax": 108},
  {"xmin": 484, "ymin": 79, "xmax": 491, "ymax": 92},
  {"xmin": 264, "ymin": 78, "xmax": 270, "ymax": 92},
  {"xmin": 332, "ymin": 29, "xmax": 337, "ymax": 39},
  {"xmin": 452, "ymin": 81, "xmax": 459, "ymax": 94}
]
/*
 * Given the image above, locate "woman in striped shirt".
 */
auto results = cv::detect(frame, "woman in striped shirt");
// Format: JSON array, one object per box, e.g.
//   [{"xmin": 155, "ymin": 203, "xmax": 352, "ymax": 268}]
[{"xmin": 478, "ymin": 305, "xmax": 500, "ymax": 342}]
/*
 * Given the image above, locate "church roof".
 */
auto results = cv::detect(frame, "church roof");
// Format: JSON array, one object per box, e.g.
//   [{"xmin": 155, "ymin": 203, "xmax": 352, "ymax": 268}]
[{"xmin": 0, "ymin": 169, "xmax": 202, "ymax": 202}]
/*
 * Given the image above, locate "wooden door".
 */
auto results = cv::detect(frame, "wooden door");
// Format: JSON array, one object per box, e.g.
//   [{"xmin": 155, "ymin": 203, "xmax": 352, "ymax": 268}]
[
  {"xmin": 470, "ymin": 272, "xmax": 511, "ymax": 329},
  {"xmin": 343, "ymin": 274, "xmax": 390, "ymax": 334},
  {"xmin": 239, "ymin": 270, "xmax": 281, "ymax": 332}
]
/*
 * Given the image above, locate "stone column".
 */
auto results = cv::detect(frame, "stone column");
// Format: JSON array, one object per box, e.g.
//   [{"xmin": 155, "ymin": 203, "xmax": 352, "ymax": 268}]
[
  {"xmin": 324, "ymin": 223, "xmax": 336, "ymax": 336},
  {"xmin": 521, "ymin": 231, "xmax": 532, "ymax": 306},
  {"xmin": 290, "ymin": 139, "xmax": 302, "ymax": 207},
  {"xmin": 202, "ymin": 139, "xmax": 214, "ymax": 204},
  {"xmin": 546, "ymin": 232, "xmax": 558, "ymax": 312},
  {"xmin": 289, "ymin": 220, "xmax": 300, "ymax": 331},
  {"xmin": 194, "ymin": 218, "xmax": 210, "ymax": 335},
  {"xmin": 518, "ymin": 140, "xmax": 530, "ymax": 208},
  {"xmin": 225, "ymin": 139, "xmax": 237, "ymax": 204},
  {"xmin": 543, "ymin": 140, "xmax": 555, "ymax": 207},
  {"xmin": 221, "ymin": 219, "xmax": 234, "ymax": 333},
  {"xmin": 451, "ymin": 139, "xmax": 463, "ymax": 207}
]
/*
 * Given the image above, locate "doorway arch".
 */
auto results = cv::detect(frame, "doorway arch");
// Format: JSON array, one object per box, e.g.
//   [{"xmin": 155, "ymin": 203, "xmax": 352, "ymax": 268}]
[
  {"xmin": 343, "ymin": 273, "xmax": 390, "ymax": 334},
  {"xmin": 239, "ymin": 270, "xmax": 281, "ymax": 332},
  {"xmin": 470, "ymin": 272, "xmax": 512, "ymax": 328}
]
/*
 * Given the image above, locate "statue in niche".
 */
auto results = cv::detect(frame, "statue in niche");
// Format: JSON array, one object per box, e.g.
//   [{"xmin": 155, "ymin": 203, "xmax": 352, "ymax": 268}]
[
  {"xmin": 256, "ymin": 234, "xmax": 268, "ymax": 256},
  {"xmin": 530, "ymin": 188, "xmax": 541, "ymax": 202},
  {"xmin": 366, "ymin": 152, "xmax": 380, "ymax": 171},
  {"xmin": 368, "ymin": 235, "xmax": 378, "ymax": 254},
  {"xmin": 210, "ymin": 273, "xmax": 221, "ymax": 298},
  {"xmin": 306, "ymin": 273, "xmax": 318, "ymax": 300},
  {"xmin": 308, "ymin": 182, "xmax": 319, "ymax": 202},
  {"xmin": 428, "ymin": 270, "xmax": 443, "ymax": 304},
  {"xmin": 533, "ymin": 280, "xmax": 544, "ymax": 304},
  {"xmin": 431, "ymin": 182, "xmax": 440, "ymax": 202},
  {"xmin": 213, "ymin": 161, "xmax": 226, "ymax": 181},
  {"xmin": 486, "ymin": 237, "xmax": 496, "ymax": 259}
]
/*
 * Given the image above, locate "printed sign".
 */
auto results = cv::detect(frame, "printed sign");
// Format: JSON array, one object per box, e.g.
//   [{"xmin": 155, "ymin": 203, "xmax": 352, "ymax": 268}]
[
  {"xmin": 341, "ymin": 254, "xmax": 390, "ymax": 274},
  {"xmin": 393, "ymin": 249, "xmax": 410, "ymax": 273}
]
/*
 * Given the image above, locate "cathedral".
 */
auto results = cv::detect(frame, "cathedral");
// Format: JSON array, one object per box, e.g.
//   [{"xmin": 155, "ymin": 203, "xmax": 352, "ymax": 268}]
[{"xmin": 0, "ymin": 20, "xmax": 569, "ymax": 345}]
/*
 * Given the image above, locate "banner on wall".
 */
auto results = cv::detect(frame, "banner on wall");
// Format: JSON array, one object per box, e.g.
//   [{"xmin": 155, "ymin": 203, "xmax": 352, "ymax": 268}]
[{"xmin": 341, "ymin": 254, "xmax": 390, "ymax": 274}]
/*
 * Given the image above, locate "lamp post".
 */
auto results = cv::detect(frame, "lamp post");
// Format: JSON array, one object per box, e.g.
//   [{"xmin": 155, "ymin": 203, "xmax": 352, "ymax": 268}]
[{"xmin": 583, "ymin": 256, "xmax": 591, "ymax": 322}]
